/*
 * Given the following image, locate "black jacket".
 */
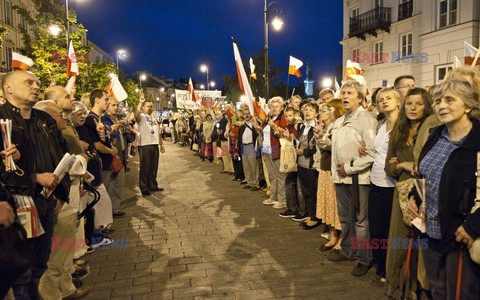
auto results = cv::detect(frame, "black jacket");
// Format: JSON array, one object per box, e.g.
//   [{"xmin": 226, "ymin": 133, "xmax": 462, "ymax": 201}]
[
  {"xmin": 211, "ymin": 116, "xmax": 229, "ymax": 142},
  {"xmin": 237, "ymin": 122, "xmax": 259, "ymax": 156},
  {"xmin": 417, "ymin": 120, "xmax": 480, "ymax": 254}
]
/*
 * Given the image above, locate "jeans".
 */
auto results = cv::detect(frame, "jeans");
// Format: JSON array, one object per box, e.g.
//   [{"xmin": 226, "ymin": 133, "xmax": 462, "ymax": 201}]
[{"xmin": 335, "ymin": 183, "xmax": 372, "ymax": 266}]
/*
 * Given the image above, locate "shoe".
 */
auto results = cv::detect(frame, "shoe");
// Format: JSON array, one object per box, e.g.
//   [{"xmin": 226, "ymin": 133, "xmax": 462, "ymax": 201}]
[
  {"xmin": 262, "ymin": 198, "xmax": 276, "ymax": 205},
  {"xmin": 370, "ymin": 273, "xmax": 386, "ymax": 287},
  {"xmin": 231, "ymin": 177, "xmax": 238, "ymax": 181},
  {"xmin": 72, "ymin": 277, "xmax": 83, "ymax": 288},
  {"xmin": 266, "ymin": 190, "xmax": 272, "ymax": 196},
  {"xmin": 85, "ymin": 247, "xmax": 96, "ymax": 254},
  {"xmin": 302, "ymin": 221, "xmax": 321, "ymax": 230},
  {"xmin": 63, "ymin": 287, "xmax": 91, "ymax": 299},
  {"xmin": 292, "ymin": 213, "xmax": 308, "ymax": 222},
  {"xmin": 151, "ymin": 187, "xmax": 164, "ymax": 192},
  {"xmin": 102, "ymin": 227, "xmax": 115, "ymax": 235},
  {"xmin": 141, "ymin": 191, "xmax": 151, "ymax": 196},
  {"xmin": 90, "ymin": 237, "xmax": 114, "ymax": 249},
  {"xmin": 279, "ymin": 209, "xmax": 295, "ymax": 218},
  {"xmin": 240, "ymin": 180, "xmax": 248, "ymax": 185},
  {"xmin": 113, "ymin": 211, "xmax": 126, "ymax": 218},
  {"xmin": 237, "ymin": 178, "xmax": 244, "ymax": 182},
  {"xmin": 74, "ymin": 259, "xmax": 87, "ymax": 268},
  {"xmin": 250, "ymin": 186, "xmax": 260, "ymax": 191},
  {"xmin": 327, "ymin": 249, "xmax": 352, "ymax": 262},
  {"xmin": 228, "ymin": 171, "xmax": 235, "ymax": 175},
  {"xmin": 318, "ymin": 244, "xmax": 335, "ymax": 252},
  {"xmin": 220, "ymin": 170, "xmax": 229, "ymax": 174},
  {"xmin": 351, "ymin": 263, "xmax": 371, "ymax": 277},
  {"xmin": 242, "ymin": 184, "xmax": 252, "ymax": 189},
  {"xmin": 71, "ymin": 267, "xmax": 88, "ymax": 278},
  {"xmin": 272, "ymin": 202, "xmax": 286, "ymax": 209}
]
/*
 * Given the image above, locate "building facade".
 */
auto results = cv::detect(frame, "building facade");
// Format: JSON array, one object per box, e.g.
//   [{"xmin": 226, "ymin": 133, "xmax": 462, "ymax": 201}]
[
  {"xmin": 0, "ymin": 0, "xmax": 35, "ymax": 72},
  {"xmin": 341, "ymin": 0, "xmax": 479, "ymax": 89}
]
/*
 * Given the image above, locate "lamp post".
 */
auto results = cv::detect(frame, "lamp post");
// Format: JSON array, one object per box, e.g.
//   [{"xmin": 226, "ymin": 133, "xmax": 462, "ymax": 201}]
[
  {"xmin": 209, "ymin": 81, "xmax": 215, "ymax": 89},
  {"xmin": 116, "ymin": 49, "xmax": 127, "ymax": 74},
  {"xmin": 264, "ymin": 1, "xmax": 283, "ymax": 103},
  {"xmin": 139, "ymin": 73, "xmax": 147, "ymax": 89},
  {"xmin": 200, "ymin": 64, "xmax": 209, "ymax": 90}
]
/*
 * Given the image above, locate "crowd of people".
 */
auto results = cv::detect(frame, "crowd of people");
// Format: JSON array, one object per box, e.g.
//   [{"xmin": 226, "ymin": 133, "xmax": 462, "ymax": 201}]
[
  {"xmin": 173, "ymin": 66, "xmax": 480, "ymax": 299},
  {"xmin": 0, "ymin": 70, "xmax": 146, "ymax": 299}
]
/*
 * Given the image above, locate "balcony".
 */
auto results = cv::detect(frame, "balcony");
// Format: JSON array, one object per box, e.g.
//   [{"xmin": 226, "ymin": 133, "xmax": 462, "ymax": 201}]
[
  {"xmin": 398, "ymin": 0, "xmax": 413, "ymax": 21},
  {"xmin": 349, "ymin": 7, "xmax": 392, "ymax": 40}
]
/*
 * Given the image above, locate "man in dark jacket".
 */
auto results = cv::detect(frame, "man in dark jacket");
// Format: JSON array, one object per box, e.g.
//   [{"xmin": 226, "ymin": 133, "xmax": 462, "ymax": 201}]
[{"xmin": 0, "ymin": 70, "xmax": 69, "ymax": 299}]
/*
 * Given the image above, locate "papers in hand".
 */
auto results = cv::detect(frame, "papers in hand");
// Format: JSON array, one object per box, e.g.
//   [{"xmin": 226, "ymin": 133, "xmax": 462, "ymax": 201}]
[
  {"xmin": 0, "ymin": 119, "xmax": 17, "ymax": 171},
  {"xmin": 413, "ymin": 178, "xmax": 426, "ymax": 233},
  {"xmin": 42, "ymin": 153, "xmax": 76, "ymax": 198}
]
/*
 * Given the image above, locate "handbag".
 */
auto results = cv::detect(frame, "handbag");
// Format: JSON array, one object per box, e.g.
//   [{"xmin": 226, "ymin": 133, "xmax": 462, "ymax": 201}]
[
  {"xmin": 396, "ymin": 178, "xmax": 415, "ymax": 226},
  {"xmin": 279, "ymin": 138, "xmax": 297, "ymax": 173},
  {"xmin": 0, "ymin": 187, "xmax": 35, "ymax": 288},
  {"xmin": 112, "ymin": 155, "xmax": 123, "ymax": 174}
]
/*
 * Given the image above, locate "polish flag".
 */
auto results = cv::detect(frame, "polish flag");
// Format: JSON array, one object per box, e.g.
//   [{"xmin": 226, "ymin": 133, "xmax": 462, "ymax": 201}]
[
  {"xmin": 232, "ymin": 38, "xmax": 266, "ymax": 120},
  {"xmin": 65, "ymin": 76, "xmax": 76, "ymax": 94},
  {"xmin": 187, "ymin": 77, "xmax": 197, "ymax": 102},
  {"xmin": 288, "ymin": 56, "xmax": 303, "ymax": 78},
  {"xmin": 464, "ymin": 41, "xmax": 480, "ymax": 67},
  {"xmin": 249, "ymin": 58, "xmax": 257, "ymax": 80},
  {"xmin": 105, "ymin": 74, "xmax": 128, "ymax": 101},
  {"xmin": 454, "ymin": 56, "xmax": 463, "ymax": 69},
  {"xmin": 345, "ymin": 59, "xmax": 364, "ymax": 81},
  {"xmin": 11, "ymin": 52, "xmax": 34, "ymax": 70},
  {"xmin": 66, "ymin": 41, "xmax": 79, "ymax": 77}
]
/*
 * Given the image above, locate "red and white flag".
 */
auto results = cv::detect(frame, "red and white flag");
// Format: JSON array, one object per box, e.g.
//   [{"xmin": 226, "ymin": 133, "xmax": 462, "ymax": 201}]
[
  {"xmin": 105, "ymin": 74, "xmax": 128, "ymax": 101},
  {"xmin": 187, "ymin": 77, "xmax": 197, "ymax": 102},
  {"xmin": 11, "ymin": 52, "xmax": 34, "ymax": 71},
  {"xmin": 232, "ymin": 38, "xmax": 266, "ymax": 120},
  {"xmin": 464, "ymin": 41, "xmax": 480, "ymax": 67},
  {"xmin": 288, "ymin": 56, "xmax": 303, "ymax": 78},
  {"xmin": 66, "ymin": 41, "xmax": 79, "ymax": 77}
]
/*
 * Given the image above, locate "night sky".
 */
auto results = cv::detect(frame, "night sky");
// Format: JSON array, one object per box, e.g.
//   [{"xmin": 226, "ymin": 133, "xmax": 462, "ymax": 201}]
[{"xmin": 75, "ymin": 0, "xmax": 343, "ymax": 88}]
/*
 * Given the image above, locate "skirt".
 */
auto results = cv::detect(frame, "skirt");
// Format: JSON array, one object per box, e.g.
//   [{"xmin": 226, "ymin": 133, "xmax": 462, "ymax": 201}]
[{"xmin": 316, "ymin": 170, "xmax": 341, "ymax": 230}]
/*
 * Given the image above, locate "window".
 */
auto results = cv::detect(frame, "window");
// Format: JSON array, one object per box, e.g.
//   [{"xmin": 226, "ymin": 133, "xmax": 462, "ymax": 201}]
[
  {"xmin": 400, "ymin": 33, "xmax": 412, "ymax": 57},
  {"xmin": 352, "ymin": 48, "xmax": 360, "ymax": 62},
  {"xmin": 435, "ymin": 65, "xmax": 453, "ymax": 83},
  {"xmin": 4, "ymin": 1, "xmax": 12, "ymax": 26},
  {"xmin": 18, "ymin": 13, "xmax": 27, "ymax": 30},
  {"xmin": 351, "ymin": 7, "xmax": 359, "ymax": 19},
  {"xmin": 439, "ymin": 0, "xmax": 457, "ymax": 28},
  {"xmin": 373, "ymin": 41, "xmax": 384, "ymax": 63},
  {"xmin": 5, "ymin": 46, "xmax": 12, "ymax": 71},
  {"xmin": 374, "ymin": 0, "xmax": 384, "ymax": 8}
]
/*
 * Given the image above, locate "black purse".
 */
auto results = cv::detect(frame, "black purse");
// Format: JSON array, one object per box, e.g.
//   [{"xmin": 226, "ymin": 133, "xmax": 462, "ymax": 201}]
[{"xmin": 0, "ymin": 187, "xmax": 35, "ymax": 289}]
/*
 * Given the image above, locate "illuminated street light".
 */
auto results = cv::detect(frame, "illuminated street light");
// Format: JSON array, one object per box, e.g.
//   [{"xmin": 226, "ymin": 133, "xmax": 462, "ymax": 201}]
[
  {"xmin": 48, "ymin": 25, "xmax": 61, "ymax": 37},
  {"xmin": 271, "ymin": 16, "xmax": 284, "ymax": 31},
  {"xmin": 135, "ymin": 88, "xmax": 139, "ymax": 93},
  {"xmin": 264, "ymin": 0, "xmax": 284, "ymax": 102},
  {"xmin": 200, "ymin": 84, "xmax": 205, "ymax": 90},
  {"xmin": 200, "ymin": 64, "xmax": 210, "ymax": 90},
  {"xmin": 139, "ymin": 73, "xmax": 147, "ymax": 88},
  {"xmin": 160, "ymin": 87, "xmax": 165, "ymax": 92},
  {"xmin": 116, "ymin": 49, "xmax": 128, "ymax": 73},
  {"xmin": 322, "ymin": 78, "xmax": 333, "ymax": 88},
  {"xmin": 209, "ymin": 81, "xmax": 215, "ymax": 88}
]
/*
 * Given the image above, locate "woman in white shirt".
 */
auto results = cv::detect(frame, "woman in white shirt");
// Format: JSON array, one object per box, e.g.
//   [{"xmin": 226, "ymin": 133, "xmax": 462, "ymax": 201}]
[{"xmin": 367, "ymin": 88, "xmax": 400, "ymax": 285}]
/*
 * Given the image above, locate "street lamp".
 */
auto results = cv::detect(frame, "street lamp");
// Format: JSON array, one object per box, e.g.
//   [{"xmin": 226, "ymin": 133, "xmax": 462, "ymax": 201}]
[
  {"xmin": 200, "ymin": 84, "xmax": 205, "ymax": 90},
  {"xmin": 48, "ymin": 24, "xmax": 61, "ymax": 37},
  {"xmin": 322, "ymin": 78, "xmax": 333, "ymax": 88},
  {"xmin": 200, "ymin": 64, "xmax": 210, "ymax": 90},
  {"xmin": 209, "ymin": 81, "xmax": 215, "ymax": 89},
  {"xmin": 139, "ymin": 73, "xmax": 147, "ymax": 88},
  {"xmin": 264, "ymin": 0, "xmax": 284, "ymax": 102},
  {"xmin": 116, "ymin": 49, "xmax": 127, "ymax": 74}
]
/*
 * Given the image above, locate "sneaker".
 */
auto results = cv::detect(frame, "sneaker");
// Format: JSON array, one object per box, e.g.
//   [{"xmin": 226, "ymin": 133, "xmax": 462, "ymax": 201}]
[
  {"xmin": 262, "ymin": 198, "xmax": 276, "ymax": 205},
  {"xmin": 113, "ymin": 210, "xmax": 126, "ymax": 218},
  {"xmin": 351, "ymin": 263, "xmax": 370, "ymax": 277},
  {"xmin": 292, "ymin": 213, "xmax": 308, "ymax": 222},
  {"xmin": 85, "ymin": 247, "xmax": 96, "ymax": 254},
  {"xmin": 327, "ymin": 249, "xmax": 353, "ymax": 262},
  {"xmin": 242, "ymin": 184, "xmax": 252, "ymax": 189},
  {"xmin": 90, "ymin": 237, "xmax": 114, "ymax": 249},
  {"xmin": 279, "ymin": 209, "xmax": 295, "ymax": 218},
  {"xmin": 272, "ymin": 202, "xmax": 287, "ymax": 209}
]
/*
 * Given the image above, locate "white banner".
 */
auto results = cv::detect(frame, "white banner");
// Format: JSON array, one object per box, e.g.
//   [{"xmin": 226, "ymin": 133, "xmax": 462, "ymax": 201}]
[{"xmin": 175, "ymin": 90, "xmax": 225, "ymax": 109}]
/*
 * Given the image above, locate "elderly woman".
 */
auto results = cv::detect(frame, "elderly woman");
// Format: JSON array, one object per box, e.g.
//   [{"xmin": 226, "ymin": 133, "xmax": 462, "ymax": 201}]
[
  {"xmin": 258, "ymin": 97, "xmax": 288, "ymax": 209},
  {"xmin": 409, "ymin": 80, "xmax": 480, "ymax": 299}
]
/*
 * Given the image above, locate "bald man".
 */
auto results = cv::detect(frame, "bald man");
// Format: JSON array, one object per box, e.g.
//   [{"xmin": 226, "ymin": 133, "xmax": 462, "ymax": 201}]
[
  {"xmin": 44, "ymin": 85, "xmax": 75, "ymax": 113},
  {"xmin": 34, "ymin": 100, "xmax": 90, "ymax": 300},
  {"xmin": 0, "ymin": 71, "xmax": 70, "ymax": 299}
]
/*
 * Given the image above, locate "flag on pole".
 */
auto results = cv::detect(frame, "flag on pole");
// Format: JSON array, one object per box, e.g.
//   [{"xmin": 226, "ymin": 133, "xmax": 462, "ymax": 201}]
[
  {"xmin": 454, "ymin": 56, "xmax": 463, "ymax": 69},
  {"xmin": 249, "ymin": 58, "xmax": 257, "ymax": 80},
  {"xmin": 464, "ymin": 41, "xmax": 480, "ymax": 66},
  {"xmin": 66, "ymin": 41, "xmax": 79, "ymax": 77},
  {"xmin": 105, "ymin": 74, "xmax": 128, "ymax": 101},
  {"xmin": 345, "ymin": 59, "xmax": 364, "ymax": 80},
  {"xmin": 187, "ymin": 77, "xmax": 197, "ymax": 102},
  {"xmin": 232, "ymin": 38, "xmax": 267, "ymax": 120},
  {"xmin": 334, "ymin": 77, "xmax": 341, "ymax": 98},
  {"xmin": 288, "ymin": 56, "xmax": 303, "ymax": 78},
  {"xmin": 65, "ymin": 76, "xmax": 76, "ymax": 94},
  {"xmin": 11, "ymin": 52, "xmax": 34, "ymax": 70}
]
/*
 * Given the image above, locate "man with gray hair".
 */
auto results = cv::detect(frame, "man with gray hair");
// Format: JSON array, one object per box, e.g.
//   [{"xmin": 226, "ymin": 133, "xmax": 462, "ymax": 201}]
[{"xmin": 328, "ymin": 80, "xmax": 377, "ymax": 277}]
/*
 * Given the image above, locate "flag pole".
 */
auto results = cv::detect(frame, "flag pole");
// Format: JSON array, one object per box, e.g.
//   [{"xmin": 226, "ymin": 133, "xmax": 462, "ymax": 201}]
[
  {"xmin": 472, "ymin": 47, "xmax": 480, "ymax": 66},
  {"xmin": 286, "ymin": 74, "xmax": 290, "ymax": 100},
  {"xmin": 291, "ymin": 88, "xmax": 295, "ymax": 98}
]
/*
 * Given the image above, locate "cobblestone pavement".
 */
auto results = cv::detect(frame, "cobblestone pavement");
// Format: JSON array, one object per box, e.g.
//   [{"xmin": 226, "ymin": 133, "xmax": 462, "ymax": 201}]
[{"xmin": 84, "ymin": 141, "xmax": 386, "ymax": 300}]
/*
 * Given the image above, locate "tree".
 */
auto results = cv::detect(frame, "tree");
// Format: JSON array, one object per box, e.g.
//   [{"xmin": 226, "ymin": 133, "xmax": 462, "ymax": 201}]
[
  {"xmin": 0, "ymin": 25, "xmax": 8, "ymax": 50},
  {"xmin": 122, "ymin": 79, "xmax": 140, "ymax": 108}
]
